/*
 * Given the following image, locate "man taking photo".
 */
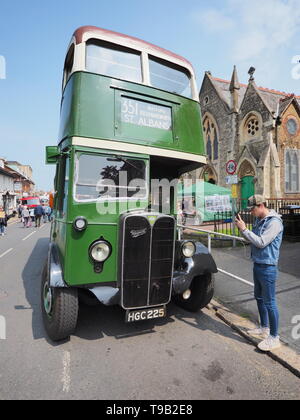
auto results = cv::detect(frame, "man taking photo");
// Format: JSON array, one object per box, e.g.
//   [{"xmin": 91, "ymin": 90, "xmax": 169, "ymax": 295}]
[{"xmin": 235, "ymin": 195, "xmax": 283, "ymax": 352}]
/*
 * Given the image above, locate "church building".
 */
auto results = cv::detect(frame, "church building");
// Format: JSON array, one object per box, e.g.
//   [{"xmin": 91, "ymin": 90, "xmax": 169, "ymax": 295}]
[{"xmin": 198, "ymin": 67, "xmax": 300, "ymax": 206}]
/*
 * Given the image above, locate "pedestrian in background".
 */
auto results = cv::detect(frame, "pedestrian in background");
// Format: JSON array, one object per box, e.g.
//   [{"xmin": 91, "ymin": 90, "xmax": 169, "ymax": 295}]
[
  {"xmin": 29, "ymin": 208, "xmax": 35, "ymax": 226},
  {"xmin": 34, "ymin": 202, "xmax": 44, "ymax": 228},
  {"xmin": 17, "ymin": 203, "xmax": 23, "ymax": 220},
  {"xmin": 0, "ymin": 207, "xmax": 7, "ymax": 236},
  {"xmin": 45, "ymin": 204, "xmax": 52, "ymax": 222},
  {"xmin": 42, "ymin": 204, "xmax": 47, "ymax": 223},
  {"xmin": 22, "ymin": 206, "xmax": 30, "ymax": 228},
  {"xmin": 235, "ymin": 195, "xmax": 283, "ymax": 352},
  {"xmin": 0, "ymin": 206, "xmax": 14, "ymax": 235}
]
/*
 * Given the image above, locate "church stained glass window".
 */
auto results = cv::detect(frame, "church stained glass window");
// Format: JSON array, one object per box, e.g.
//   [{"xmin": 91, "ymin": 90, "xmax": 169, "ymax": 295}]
[
  {"xmin": 203, "ymin": 116, "xmax": 219, "ymax": 161},
  {"xmin": 285, "ymin": 149, "xmax": 300, "ymax": 193}
]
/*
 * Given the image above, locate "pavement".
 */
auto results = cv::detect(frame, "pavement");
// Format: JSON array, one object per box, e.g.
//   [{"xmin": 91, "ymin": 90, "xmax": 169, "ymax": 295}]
[
  {"xmin": 7, "ymin": 216, "xmax": 19, "ymax": 225},
  {"xmin": 210, "ymin": 241, "xmax": 300, "ymax": 378}
]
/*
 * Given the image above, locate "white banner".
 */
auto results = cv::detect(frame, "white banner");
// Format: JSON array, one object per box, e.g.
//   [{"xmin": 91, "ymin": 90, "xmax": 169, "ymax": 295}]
[{"xmin": 205, "ymin": 195, "xmax": 231, "ymax": 212}]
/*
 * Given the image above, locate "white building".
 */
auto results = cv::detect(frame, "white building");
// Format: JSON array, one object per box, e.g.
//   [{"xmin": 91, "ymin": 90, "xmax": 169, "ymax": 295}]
[{"xmin": 0, "ymin": 158, "xmax": 17, "ymax": 213}]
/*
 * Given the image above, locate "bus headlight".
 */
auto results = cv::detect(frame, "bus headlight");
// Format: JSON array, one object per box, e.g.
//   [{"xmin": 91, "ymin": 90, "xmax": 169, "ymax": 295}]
[
  {"xmin": 89, "ymin": 240, "xmax": 112, "ymax": 263},
  {"xmin": 73, "ymin": 217, "xmax": 87, "ymax": 232},
  {"xmin": 181, "ymin": 241, "xmax": 196, "ymax": 258}
]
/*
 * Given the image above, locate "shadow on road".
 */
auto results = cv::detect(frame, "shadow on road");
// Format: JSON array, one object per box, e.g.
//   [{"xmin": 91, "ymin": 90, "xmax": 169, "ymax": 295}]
[
  {"xmin": 21, "ymin": 238, "xmax": 50, "ymax": 342},
  {"xmin": 74, "ymin": 300, "xmax": 247, "ymax": 348}
]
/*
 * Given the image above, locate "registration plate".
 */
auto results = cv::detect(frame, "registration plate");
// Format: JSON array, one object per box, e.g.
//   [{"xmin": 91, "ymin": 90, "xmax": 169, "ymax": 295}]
[{"xmin": 125, "ymin": 306, "xmax": 166, "ymax": 323}]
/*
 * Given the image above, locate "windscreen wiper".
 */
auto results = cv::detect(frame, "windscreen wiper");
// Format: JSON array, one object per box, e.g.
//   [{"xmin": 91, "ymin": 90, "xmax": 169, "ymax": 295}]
[{"xmin": 107, "ymin": 155, "xmax": 144, "ymax": 175}]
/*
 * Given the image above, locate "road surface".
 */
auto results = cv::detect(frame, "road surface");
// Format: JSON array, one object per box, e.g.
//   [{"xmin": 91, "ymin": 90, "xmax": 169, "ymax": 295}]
[{"xmin": 0, "ymin": 220, "xmax": 299, "ymax": 400}]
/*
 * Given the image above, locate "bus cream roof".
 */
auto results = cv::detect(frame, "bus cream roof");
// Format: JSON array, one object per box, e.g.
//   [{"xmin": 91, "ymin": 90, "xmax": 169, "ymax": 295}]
[{"xmin": 72, "ymin": 26, "xmax": 195, "ymax": 75}]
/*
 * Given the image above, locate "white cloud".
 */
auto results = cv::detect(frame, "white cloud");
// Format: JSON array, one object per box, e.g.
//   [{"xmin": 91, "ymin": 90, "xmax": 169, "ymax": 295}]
[
  {"xmin": 230, "ymin": 0, "xmax": 300, "ymax": 62},
  {"xmin": 192, "ymin": 8, "xmax": 234, "ymax": 32},
  {"xmin": 192, "ymin": 0, "xmax": 300, "ymax": 89}
]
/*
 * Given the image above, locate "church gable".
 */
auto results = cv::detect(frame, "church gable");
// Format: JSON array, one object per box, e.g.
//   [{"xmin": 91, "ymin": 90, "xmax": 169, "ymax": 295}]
[
  {"xmin": 239, "ymin": 83, "xmax": 273, "ymax": 123},
  {"xmin": 279, "ymin": 101, "xmax": 300, "ymax": 149},
  {"xmin": 199, "ymin": 73, "xmax": 231, "ymax": 114}
]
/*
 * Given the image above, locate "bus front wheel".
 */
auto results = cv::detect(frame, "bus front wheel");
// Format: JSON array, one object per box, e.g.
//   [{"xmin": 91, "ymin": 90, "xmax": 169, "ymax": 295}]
[
  {"xmin": 41, "ymin": 262, "xmax": 79, "ymax": 342},
  {"xmin": 173, "ymin": 274, "xmax": 214, "ymax": 312}
]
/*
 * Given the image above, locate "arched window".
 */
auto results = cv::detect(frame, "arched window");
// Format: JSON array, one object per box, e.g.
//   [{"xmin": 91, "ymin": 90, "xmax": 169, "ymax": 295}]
[
  {"xmin": 203, "ymin": 116, "xmax": 219, "ymax": 161},
  {"xmin": 207, "ymin": 135, "xmax": 212, "ymax": 161},
  {"xmin": 200, "ymin": 165, "xmax": 218, "ymax": 184},
  {"xmin": 285, "ymin": 149, "xmax": 300, "ymax": 192},
  {"xmin": 285, "ymin": 152, "xmax": 291, "ymax": 192},
  {"xmin": 213, "ymin": 131, "xmax": 218, "ymax": 160},
  {"xmin": 292, "ymin": 152, "xmax": 299, "ymax": 192}
]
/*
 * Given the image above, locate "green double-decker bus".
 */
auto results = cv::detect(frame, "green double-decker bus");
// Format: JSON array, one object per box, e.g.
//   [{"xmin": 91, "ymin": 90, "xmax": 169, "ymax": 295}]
[{"xmin": 43, "ymin": 26, "xmax": 217, "ymax": 341}]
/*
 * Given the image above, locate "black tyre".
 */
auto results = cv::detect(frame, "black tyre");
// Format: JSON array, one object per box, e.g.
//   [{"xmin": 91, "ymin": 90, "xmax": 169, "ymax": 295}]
[
  {"xmin": 173, "ymin": 273, "xmax": 214, "ymax": 312},
  {"xmin": 41, "ymin": 261, "xmax": 79, "ymax": 341}
]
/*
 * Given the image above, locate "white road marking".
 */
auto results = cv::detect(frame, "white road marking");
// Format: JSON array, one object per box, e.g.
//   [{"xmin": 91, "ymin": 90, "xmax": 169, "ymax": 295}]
[
  {"xmin": 22, "ymin": 231, "xmax": 36, "ymax": 241},
  {"xmin": 62, "ymin": 351, "xmax": 71, "ymax": 393},
  {"xmin": 217, "ymin": 267, "xmax": 254, "ymax": 287},
  {"xmin": 0, "ymin": 248, "xmax": 13, "ymax": 258}
]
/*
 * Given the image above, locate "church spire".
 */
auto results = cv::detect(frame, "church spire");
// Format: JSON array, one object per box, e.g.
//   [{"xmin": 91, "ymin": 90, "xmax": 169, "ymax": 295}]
[{"xmin": 229, "ymin": 65, "xmax": 240, "ymax": 113}]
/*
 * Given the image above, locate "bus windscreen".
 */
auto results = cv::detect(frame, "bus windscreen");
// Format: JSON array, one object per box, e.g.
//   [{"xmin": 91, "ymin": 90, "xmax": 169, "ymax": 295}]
[{"xmin": 75, "ymin": 153, "xmax": 147, "ymax": 202}]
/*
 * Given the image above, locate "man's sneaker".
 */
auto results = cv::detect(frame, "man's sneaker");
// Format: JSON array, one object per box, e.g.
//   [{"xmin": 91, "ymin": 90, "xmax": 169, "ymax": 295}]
[
  {"xmin": 247, "ymin": 327, "xmax": 270, "ymax": 339},
  {"xmin": 257, "ymin": 335, "xmax": 281, "ymax": 352}
]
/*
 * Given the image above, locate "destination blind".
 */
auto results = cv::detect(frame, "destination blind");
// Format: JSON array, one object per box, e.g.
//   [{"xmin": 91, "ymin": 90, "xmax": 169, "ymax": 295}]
[{"xmin": 121, "ymin": 98, "xmax": 172, "ymax": 131}]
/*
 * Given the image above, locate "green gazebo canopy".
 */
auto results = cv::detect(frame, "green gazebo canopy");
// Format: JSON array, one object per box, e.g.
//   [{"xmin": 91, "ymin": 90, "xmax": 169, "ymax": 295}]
[{"xmin": 178, "ymin": 180, "xmax": 232, "ymax": 222}]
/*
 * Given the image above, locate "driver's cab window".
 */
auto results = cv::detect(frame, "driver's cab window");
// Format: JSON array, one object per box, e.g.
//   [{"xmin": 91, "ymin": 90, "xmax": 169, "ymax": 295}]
[{"xmin": 55, "ymin": 155, "xmax": 69, "ymax": 218}]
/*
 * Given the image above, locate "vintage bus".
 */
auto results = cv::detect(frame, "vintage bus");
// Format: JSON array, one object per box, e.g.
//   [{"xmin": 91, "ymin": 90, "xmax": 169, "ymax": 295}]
[
  {"xmin": 43, "ymin": 26, "xmax": 217, "ymax": 341},
  {"xmin": 20, "ymin": 196, "xmax": 40, "ymax": 209}
]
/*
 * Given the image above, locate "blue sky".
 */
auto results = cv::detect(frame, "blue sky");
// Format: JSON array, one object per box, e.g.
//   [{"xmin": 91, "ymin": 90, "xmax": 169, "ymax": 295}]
[{"xmin": 1, "ymin": 0, "xmax": 300, "ymax": 191}]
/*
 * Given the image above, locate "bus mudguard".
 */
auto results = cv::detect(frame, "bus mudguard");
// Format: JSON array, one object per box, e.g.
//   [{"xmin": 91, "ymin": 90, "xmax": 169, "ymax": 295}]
[
  {"xmin": 47, "ymin": 242, "xmax": 67, "ymax": 288},
  {"xmin": 172, "ymin": 241, "xmax": 218, "ymax": 294}
]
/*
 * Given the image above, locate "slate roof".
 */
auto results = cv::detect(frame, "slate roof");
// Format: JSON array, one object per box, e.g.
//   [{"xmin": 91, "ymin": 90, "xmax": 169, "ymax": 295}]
[{"xmin": 210, "ymin": 76, "xmax": 300, "ymax": 115}]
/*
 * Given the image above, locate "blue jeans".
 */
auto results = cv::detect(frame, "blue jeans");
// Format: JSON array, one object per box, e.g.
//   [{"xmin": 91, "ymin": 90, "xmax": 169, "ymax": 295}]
[
  {"xmin": 0, "ymin": 225, "xmax": 4, "ymax": 234},
  {"xmin": 253, "ymin": 263, "xmax": 279, "ymax": 337}
]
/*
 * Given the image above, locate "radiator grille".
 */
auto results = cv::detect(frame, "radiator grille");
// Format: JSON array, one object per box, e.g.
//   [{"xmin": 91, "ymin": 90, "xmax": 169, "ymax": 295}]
[{"xmin": 120, "ymin": 213, "xmax": 175, "ymax": 309}]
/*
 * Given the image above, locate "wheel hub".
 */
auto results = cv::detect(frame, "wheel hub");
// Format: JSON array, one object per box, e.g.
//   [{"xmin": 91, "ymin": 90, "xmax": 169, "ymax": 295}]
[{"xmin": 43, "ymin": 282, "xmax": 53, "ymax": 317}]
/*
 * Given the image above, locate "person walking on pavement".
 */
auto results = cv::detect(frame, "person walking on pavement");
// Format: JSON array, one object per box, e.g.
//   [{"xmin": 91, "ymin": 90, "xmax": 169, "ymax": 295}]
[
  {"xmin": 22, "ymin": 206, "xmax": 30, "ymax": 228},
  {"xmin": 0, "ymin": 207, "xmax": 8, "ymax": 236},
  {"xmin": 29, "ymin": 208, "xmax": 35, "ymax": 226},
  {"xmin": 45, "ymin": 204, "xmax": 52, "ymax": 222},
  {"xmin": 34, "ymin": 202, "xmax": 44, "ymax": 228},
  {"xmin": 17, "ymin": 203, "xmax": 23, "ymax": 220},
  {"xmin": 235, "ymin": 195, "xmax": 283, "ymax": 352},
  {"xmin": 0, "ymin": 206, "xmax": 14, "ymax": 235}
]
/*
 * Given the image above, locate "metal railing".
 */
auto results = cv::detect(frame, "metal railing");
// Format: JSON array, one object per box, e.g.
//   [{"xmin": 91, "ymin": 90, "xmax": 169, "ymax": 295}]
[
  {"xmin": 267, "ymin": 198, "xmax": 300, "ymax": 212},
  {"xmin": 177, "ymin": 224, "xmax": 247, "ymax": 253},
  {"xmin": 213, "ymin": 210, "xmax": 254, "ymax": 237},
  {"xmin": 177, "ymin": 224, "xmax": 254, "ymax": 287}
]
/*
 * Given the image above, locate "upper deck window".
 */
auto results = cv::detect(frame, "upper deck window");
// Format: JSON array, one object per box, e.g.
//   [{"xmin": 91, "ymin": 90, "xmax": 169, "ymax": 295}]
[
  {"xmin": 86, "ymin": 40, "xmax": 142, "ymax": 83},
  {"xmin": 63, "ymin": 44, "xmax": 75, "ymax": 89},
  {"xmin": 149, "ymin": 56, "xmax": 192, "ymax": 98}
]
